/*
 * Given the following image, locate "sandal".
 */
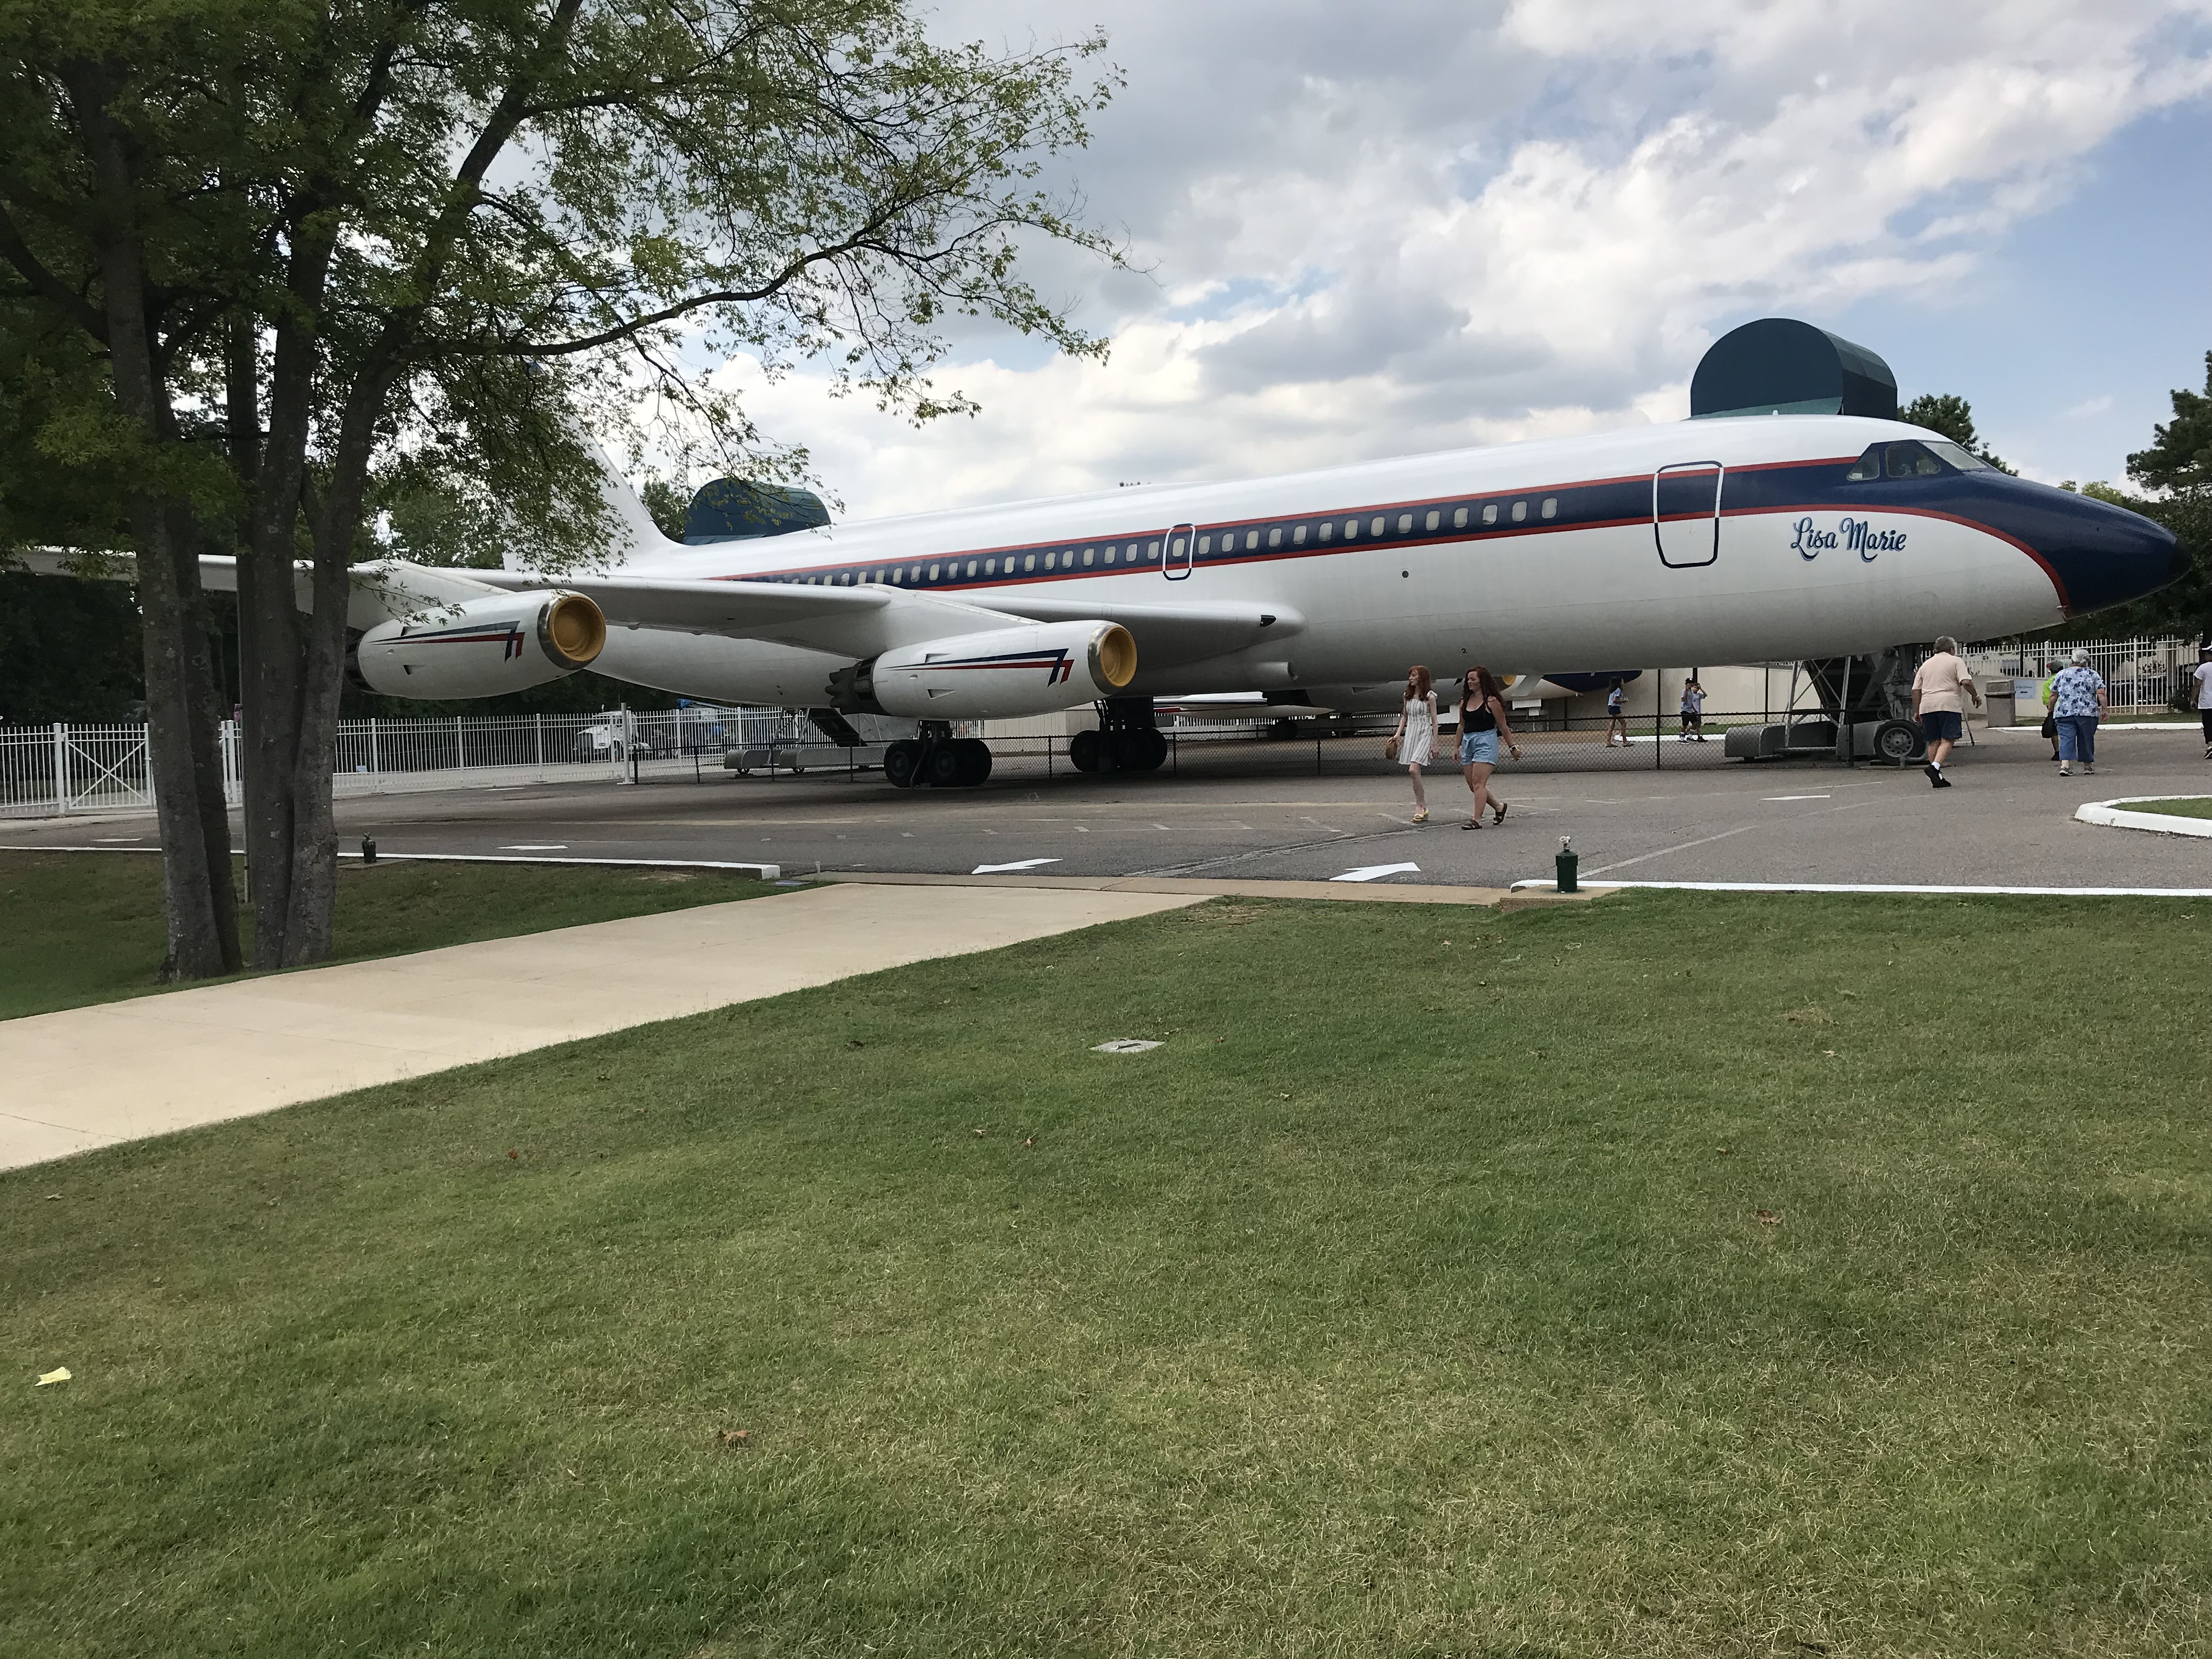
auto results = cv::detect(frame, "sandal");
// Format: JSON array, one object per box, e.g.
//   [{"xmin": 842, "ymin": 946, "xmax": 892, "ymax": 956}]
[
  {"xmin": 1411, "ymin": 808, "xmax": 1429, "ymax": 823},
  {"xmin": 1492, "ymin": 802, "xmax": 1509, "ymax": 823},
  {"xmin": 1460, "ymin": 818, "xmax": 1480, "ymax": 830}
]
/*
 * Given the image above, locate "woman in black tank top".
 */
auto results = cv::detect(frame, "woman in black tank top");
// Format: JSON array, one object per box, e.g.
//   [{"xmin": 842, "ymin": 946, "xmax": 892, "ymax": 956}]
[{"xmin": 1455, "ymin": 665, "xmax": 1521, "ymax": 827}]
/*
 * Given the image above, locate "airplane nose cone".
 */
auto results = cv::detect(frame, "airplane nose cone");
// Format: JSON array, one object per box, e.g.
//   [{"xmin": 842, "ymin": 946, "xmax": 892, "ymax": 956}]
[{"xmin": 2014, "ymin": 486, "xmax": 2179, "ymax": 616}]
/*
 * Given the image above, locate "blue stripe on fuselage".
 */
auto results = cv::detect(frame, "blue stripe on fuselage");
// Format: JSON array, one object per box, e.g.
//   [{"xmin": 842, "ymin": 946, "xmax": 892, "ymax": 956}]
[{"xmin": 733, "ymin": 453, "xmax": 2174, "ymax": 620}]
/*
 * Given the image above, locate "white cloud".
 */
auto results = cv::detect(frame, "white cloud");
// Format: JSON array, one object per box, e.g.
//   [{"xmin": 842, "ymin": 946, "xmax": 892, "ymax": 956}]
[{"xmin": 691, "ymin": 0, "xmax": 2212, "ymax": 519}]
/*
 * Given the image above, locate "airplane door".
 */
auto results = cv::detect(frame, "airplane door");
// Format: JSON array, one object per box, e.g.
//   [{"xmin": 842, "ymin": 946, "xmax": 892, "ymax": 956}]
[
  {"xmin": 1652, "ymin": 462, "xmax": 1722, "ymax": 568},
  {"xmin": 1163, "ymin": 522, "xmax": 1195, "ymax": 580}
]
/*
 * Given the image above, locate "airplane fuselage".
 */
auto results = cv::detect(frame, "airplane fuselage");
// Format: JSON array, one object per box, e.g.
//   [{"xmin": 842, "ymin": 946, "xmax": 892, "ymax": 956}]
[{"xmin": 583, "ymin": 415, "xmax": 2179, "ymax": 709}]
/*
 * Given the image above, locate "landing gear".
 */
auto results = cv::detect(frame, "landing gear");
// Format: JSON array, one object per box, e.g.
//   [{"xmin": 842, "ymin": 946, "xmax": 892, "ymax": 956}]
[
  {"xmin": 887, "ymin": 724, "xmax": 994, "ymax": 789},
  {"xmin": 1871, "ymin": 718, "xmax": 1926, "ymax": 765},
  {"xmin": 1070, "ymin": 698, "xmax": 1168, "ymax": 775}
]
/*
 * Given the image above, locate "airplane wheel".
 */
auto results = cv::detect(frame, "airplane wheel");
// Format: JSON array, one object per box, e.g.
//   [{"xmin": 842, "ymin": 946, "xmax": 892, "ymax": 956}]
[
  {"xmin": 1138, "ymin": 728, "xmax": 1169, "ymax": 770},
  {"xmin": 1069, "ymin": 730, "xmax": 1101, "ymax": 772},
  {"xmin": 884, "ymin": 739, "xmax": 923, "ymax": 788},
  {"xmin": 926, "ymin": 743, "xmax": 966, "ymax": 787},
  {"xmin": 1871, "ymin": 719, "xmax": 1923, "ymax": 765},
  {"xmin": 1110, "ymin": 730, "xmax": 1150, "ymax": 770},
  {"xmin": 956, "ymin": 738, "xmax": 993, "ymax": 786},
  {"xmin": 1094, "ymin": 737, "xmax": 1120, "ymax": 775}
]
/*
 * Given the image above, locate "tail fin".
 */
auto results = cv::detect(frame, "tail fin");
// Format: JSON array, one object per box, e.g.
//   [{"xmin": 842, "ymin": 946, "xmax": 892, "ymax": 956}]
[{"xmin": 505, "ymin": 438, "xmax": 683, "ymax": 572}]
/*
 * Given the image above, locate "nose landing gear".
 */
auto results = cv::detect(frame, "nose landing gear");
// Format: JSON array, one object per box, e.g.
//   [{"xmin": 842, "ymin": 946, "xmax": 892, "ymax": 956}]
[{"xmin": 884, "ymin": 722, "xmax": 994, "ymax": 789}]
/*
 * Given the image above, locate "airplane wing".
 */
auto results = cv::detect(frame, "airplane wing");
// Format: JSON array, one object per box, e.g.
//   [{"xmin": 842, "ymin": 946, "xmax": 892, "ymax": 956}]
[
  {"xmin": 7, "ymin": 548, "xmax": 510, "ymax": 631},
  {"xmin": 464, "ymin": 568, "xmax": 1028, "ymax": 658},
  {"xmin": 16, "ymin": 544, "xmax": 1302, "ymax": 672},
  {"xmin": 470, "ymin": 569, "xmax": 1300, "ymax": 668},
  {"xmin": 959, "ymin": 594, "xmax": 1302, "ymax": 668}
]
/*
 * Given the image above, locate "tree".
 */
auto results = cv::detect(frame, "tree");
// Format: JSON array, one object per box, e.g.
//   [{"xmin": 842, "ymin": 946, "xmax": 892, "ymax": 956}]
[
  {"xmin": 1899, "ymin": 393, "xmax": 2016, "ymax": 474},
  {"xmin": 2, "ymin": 0, "xmax": 1119, "ymax": 974},
  {"xmin": 2062, "ymin": 354, "xmax": 2212, "ymax": 640}
]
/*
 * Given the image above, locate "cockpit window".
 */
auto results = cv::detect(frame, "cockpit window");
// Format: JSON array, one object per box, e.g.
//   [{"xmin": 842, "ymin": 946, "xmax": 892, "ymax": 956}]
[
  {"xmin": 1885, "ymin": 442, "xmax": 1945, "ymax": 478},
  {"xmin": 1922, "ymin": 439, "xmax": 1990, "ymax": 472},
  {"xmin": 1846, "ymin": 439, "xmax": 1968, "ymax": 481}
]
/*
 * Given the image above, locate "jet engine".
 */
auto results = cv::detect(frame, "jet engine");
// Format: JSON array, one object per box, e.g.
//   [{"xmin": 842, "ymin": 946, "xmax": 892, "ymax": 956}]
[
  {"xmin": 352, "ymin": 591, "xmax": 606, "ymax": 699},
  {"xmin": 830, "ymin": 621, "xmax": 1136, "ymax": 719}
]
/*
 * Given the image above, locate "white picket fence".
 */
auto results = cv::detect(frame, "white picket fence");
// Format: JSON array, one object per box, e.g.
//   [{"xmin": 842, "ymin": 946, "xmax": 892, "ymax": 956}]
[
  {"xmin": 1983, "ymin": 635, "xmax": 2203, "ymax": 710},
  {"xmin": 0, "ymin": 707, "xmax": 775, "ymax": 820}
]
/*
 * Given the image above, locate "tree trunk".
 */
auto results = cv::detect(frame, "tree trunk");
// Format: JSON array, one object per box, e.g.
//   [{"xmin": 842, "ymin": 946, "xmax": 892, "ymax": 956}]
[
  {"xmin": 236, "ymin": 233, "xmax": 334, "ymax": 969},
  {"xmin": 72, "ymin": 59, "xmax": 240, "ymax": 979}
]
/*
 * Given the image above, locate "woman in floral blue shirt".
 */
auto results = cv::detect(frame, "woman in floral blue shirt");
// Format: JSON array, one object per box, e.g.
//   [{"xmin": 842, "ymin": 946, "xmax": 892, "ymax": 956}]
[{"xmin": 2050, "ymin": 648, "xmax": 2108, "ymax": 777}]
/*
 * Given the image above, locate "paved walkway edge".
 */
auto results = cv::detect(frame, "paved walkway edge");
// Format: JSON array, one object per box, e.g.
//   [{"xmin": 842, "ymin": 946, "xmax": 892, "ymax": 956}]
[
  {"xmin": 0, "ymin": 884, "xmax": 1201, "ymax": 1174},
  {"xmin": 1509, "ymin": 877, "xmax": 2212, "ymax": 896},
  {"xmin": 2074, "ymin": 798, "xmax": 2212, "ymax": 838},
  {"xmin": 819, "ymin": 871, "xmax": 1603, "ymax": 907}
]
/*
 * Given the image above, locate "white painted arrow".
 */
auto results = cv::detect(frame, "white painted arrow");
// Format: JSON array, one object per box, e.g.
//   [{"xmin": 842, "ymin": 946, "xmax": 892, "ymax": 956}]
[
  {"xmin": 972, "ymin": 857, "xmax": 1062, "ymax": 874},
  {"xmin": 1331, "ymin": 862, "xmax": 1421, "ymax": 883}
]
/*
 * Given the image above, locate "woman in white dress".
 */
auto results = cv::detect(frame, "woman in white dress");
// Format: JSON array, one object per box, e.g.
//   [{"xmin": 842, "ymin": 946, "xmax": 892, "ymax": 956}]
[{"xmin": 1390, "ymin": 664, "xmax": 1437, "ymax": 823}]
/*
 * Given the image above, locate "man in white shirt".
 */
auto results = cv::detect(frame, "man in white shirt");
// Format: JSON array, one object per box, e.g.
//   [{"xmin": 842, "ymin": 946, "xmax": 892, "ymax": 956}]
[
  {"xmin": 2193, "ymin": 644, "xmax": 2212, "ymax": 761},
  {"xmin": 1910, "ymin": 635, "xmax": 1983, "ymax": 788},
  {"xmin": 2191, "ymin": 644, "xmax": 2212, "ymax": 760}
]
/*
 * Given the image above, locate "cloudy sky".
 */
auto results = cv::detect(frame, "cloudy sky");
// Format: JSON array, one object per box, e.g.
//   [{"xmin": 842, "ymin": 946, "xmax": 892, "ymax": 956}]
[{"xmin": 704, "ymin": 0, "xmax": 2212, "ymax": 518}]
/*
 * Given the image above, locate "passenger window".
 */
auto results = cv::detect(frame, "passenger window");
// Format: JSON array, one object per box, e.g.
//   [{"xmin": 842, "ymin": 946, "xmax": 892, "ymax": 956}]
[
  {"xmin": 1268, "ymin": 527, "xmax": 1282, "ymax": 548},
  {"xmin": 928, "ymin": 564, "xmax": 940, "ymax": 581},
  {"xmin": 1245, "ymin": 529, "xmax": 1260, "ymax": 550},
  {"xmin": 1371, "ymin": 516, "xmax": 1386, "ymax": 536},
  {"xmin": 1293, "ymin": 524, "xmax": 1307, "ymax": 545},
  {"xmin": 1345, "ymin": 518, "xmax": 1359, "ymax": 539},
  {"xmin": 1084, "ymin": 548, "xmax": 1095, "ymax": 565},
  {"xmin": 1044, "ymin": 551, "xmax": 1056, "ymax": 570},
  {"xmin": 1511, "ymin": 501, "xmax": 1527, "ymax": 523},
  {"xmin": 1149, "ymin": 540, "xmax": 1161, "ymax": 559},
  {"xmin": 966, "ymin": 561, "xmax": 977, "ymax": 578},
  {"xmin": 1482, "ymin": 504, "xmax": 1497, "ymax": 526},
  {"xmin": 1541, "ymin": 498, "xmax": 1556, "ymax": 519},
  {"xmin": 1318, "ymin": 521, "xmax": 1334, "ymax": 542},
  {"xmin": 1397, "ymin": 514, "xmax": 1413, "ymax": 533},
  {"xmin": 1453, "ymin": 507, "xmax": 1468, "ymax": 529},
  {"xmin": 1425, "ymin": 510, "xmax": 1440, "ymax": 532},
  {"xmin": 1104, "ymin": 546, "xmax": 1116, "ymax": 563},
  {"xmin": 890, "ymin": 569, "xmax": 902, "ymax": 583},
  {"xmin": 1199, "ymin": 535, "xmax": 1212, "ymax": 555},
  {"xmin": 984, "ymin": 558, "xmax": 995, "ymax": 575},
  {"xmin": 1024, "ymin": 554, "xmax": 1035, "ymax": 572}
]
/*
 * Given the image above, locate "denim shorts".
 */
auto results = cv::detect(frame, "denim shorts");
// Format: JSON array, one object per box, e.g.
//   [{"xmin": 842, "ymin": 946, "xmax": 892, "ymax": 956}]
[
  {"xmin": 1458, "ymin": 729, "xmax": 1500, "ymax": 765},
  {"xmin": 1919, "ymin": 710, "xmax": 1962, "ymax": 743}
]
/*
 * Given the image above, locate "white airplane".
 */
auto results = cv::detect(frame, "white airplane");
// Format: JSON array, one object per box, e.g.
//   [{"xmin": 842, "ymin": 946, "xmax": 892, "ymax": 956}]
[{"xmin": 24, "ymin": 410, "xmax": 2180, "ymax": 788}]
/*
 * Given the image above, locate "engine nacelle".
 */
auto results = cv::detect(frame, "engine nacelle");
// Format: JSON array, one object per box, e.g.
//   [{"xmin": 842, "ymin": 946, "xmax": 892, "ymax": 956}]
[
  {"xmin": 832, "ymin": 621, "xmax": 1137, "ymax": 719},
  {"xmin": 352, "ymin": 591, "xmax": 606, "ymax": 699}
]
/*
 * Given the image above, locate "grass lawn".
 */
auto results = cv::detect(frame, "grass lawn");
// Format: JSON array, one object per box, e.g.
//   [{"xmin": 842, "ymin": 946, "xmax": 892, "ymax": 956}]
[
  {"xmin": 5, "ymin": 890, "xmax": 2211, "ymax": 1657},
  {"xmin": 0, "ymin": 850, "xmax": 782, "ymax": 1020},
  {"xmin": 2125, "ymin": 797, "xmax": 2212, "ymax": 820}
]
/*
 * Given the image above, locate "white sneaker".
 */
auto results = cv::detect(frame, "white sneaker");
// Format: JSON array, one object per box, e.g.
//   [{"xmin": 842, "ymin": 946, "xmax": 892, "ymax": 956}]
[{"xmin": 2058, "ymin": 763, "xmax": 2070, "ymax": 776}]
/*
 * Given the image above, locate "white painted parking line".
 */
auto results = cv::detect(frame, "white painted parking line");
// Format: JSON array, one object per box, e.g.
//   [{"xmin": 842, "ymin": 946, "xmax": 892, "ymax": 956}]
[
  {"xmin": 973, "ymin": 857, "xmax": 1062, "ymax": 873},
  {"xmin": 501, "ymin": 843, "xmax": 569, "ymax": 850},
  {"xmin": 1762, "ymin": 794, "xmax": 1830, "ymax": 802},
  {"xmin": 1331, "ymin": 862, "xmax": 1421, "ymax": 883},
  {"xmin": 1510, "ymin": 878, "xmax": 2212, "ymax": 896}
]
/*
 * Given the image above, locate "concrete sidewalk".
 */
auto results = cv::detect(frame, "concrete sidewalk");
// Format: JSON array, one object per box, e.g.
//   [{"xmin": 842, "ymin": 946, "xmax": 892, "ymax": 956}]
[{"xmin": 0, "ymin": 882, "xmax": 1203, "ymax": 1172}]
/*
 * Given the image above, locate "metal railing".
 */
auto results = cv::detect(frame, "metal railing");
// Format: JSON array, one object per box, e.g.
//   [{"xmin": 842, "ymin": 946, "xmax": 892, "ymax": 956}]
[{"xmin": 1976, "ymin": 635, "xmax": 2201, "ymax": 714}]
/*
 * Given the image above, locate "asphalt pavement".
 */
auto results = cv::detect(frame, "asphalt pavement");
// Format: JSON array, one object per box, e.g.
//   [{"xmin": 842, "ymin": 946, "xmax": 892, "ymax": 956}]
[{"xmin": 14, "ymin": 723, "xmax": 2208, "ymax": 890}]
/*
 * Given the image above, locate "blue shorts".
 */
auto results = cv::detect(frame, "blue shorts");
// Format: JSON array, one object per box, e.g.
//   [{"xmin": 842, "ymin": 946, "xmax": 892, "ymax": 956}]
[
  {"xmin": 1920, "ymin": 710, "xmax": 1962, "ymax": 743},
  {"xmin": 1458, "ymin": 729, "xmax": 1500, "ymax": 765}
]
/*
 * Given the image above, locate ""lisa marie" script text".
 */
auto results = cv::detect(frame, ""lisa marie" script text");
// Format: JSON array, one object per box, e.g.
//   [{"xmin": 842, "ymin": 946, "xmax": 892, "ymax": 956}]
[{"xmin": 1791, "ymin": 516, "xmax": 1906, "ymax": 560}]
